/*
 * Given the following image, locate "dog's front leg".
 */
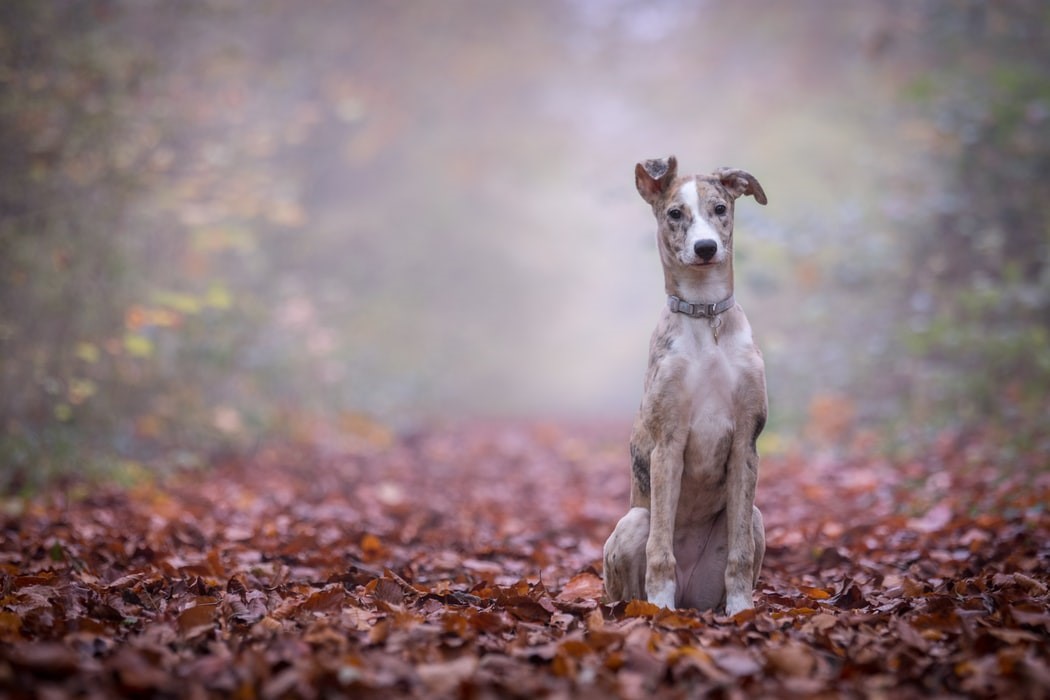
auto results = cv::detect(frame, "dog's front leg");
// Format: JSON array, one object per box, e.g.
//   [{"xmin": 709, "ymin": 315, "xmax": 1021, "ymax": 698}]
[
  {"xmin": 645, "ymin": 441, "xmax": 684, "ymax": 609},
  {"xmin": 723, "ymin": 411, "xmax": 764, "ymax": 616}
]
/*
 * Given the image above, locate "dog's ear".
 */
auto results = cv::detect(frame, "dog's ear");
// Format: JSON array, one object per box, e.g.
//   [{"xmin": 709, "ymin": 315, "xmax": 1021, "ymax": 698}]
[
  {"xmin": 635, "ymin": 155, "xmax": 678, "ymax": 205},
  {"xmin": 715, "ymin": 168, "xmax": 768, "ymax": 205}
]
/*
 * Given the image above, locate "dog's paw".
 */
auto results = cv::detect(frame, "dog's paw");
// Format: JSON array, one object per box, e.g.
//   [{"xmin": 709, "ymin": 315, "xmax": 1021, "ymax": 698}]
[
  {"xmin": 647, "ymin": 580, "xmax": 677, "ymax": 610},
  {"xmin": 724, "ymin": 592, "xmax": 753, "ymax": 617}
]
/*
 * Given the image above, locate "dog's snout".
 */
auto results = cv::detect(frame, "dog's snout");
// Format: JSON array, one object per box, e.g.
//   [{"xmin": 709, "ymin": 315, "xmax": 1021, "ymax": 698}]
[{"xmin": 693, "ymin": 239, "xmax": 717, "ymax": 262}]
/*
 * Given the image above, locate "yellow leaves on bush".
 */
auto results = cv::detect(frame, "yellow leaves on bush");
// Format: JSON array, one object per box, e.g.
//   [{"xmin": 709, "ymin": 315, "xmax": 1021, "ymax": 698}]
[
  {"xmin": 74, "ymin": 342, "xmax": 100, "ymax": 363},
  {"xmin": 67, "ymin": 378, "xmax": 96, "ymax": 405},
  {"xmin": 150, "ymin": 293, "xmax": 199, "ymax": 315},
  {"xmin": 339, "ymin": 412, "xmax": 395, "ymax": 449},
  {"xmin": 116, "ymin": 286, "xmax": 235, "ymax": 367},
  {"xmin": 203, "ymin": 284, "xmax": 232, "ymax": 310},
  {"xmin": 122, "ymin": 333, "xmax": 154, "ymax": 358},
  {"xmin": 190, "ymin": 226, "xmax": 256, "ymax": 255},
  {"xmin": 125, "ymin": 286, "xmax": 233, "ymax": 335},
  {"xmin": 125, "ymin": 305, "xmax": 182, "ymax": 330}
]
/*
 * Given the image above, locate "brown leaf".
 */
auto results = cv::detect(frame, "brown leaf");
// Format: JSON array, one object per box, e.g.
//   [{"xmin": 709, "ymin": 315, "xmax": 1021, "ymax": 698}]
[
  {"xmin": 360, "ymin": 533, "xmax": 384, "ymax": 560},
  {"xmin": 829, "ymin": 579, "xmax": 869, "ymax": 610},
  {"xmin": 299, "ymin": 585, "xmax": 346, "ymax": 613},
  {"xmin": 371, "ymin": 578, "xmax": 404, "ymax": 606},
  {"xmin": 556, "ymin": 571, "xmax": 604, "ymax": 601},
  {"xmin": 416, "ymin": 655, "xmax": 477, "ymax": 694},
  {"xmin": 110, "ymin": 648, "xmax": 169, "ymax": 693},
  {"xmin": 7, "ymin": 642, "xmax": 81, "ymax": 676},
  {"xmin": 806, "ymin": 613, "xmax": 838, "ymax": 633},
  {"xmin": 0, "ymin": 611, "xmax": 23, "ymax": 641},
  {"xmin": 765, "ymin": 643, "xmax": 817, "ymax": 677},
  {"xmin": 654, "ymin": 610, "xmax": 701, "ymax": 630},
  {"xmin": 462, "ymin": 558, "xmax": 502, "ymax": 576},
  {"xmin": 503, "ymin": 595, "xmax": 550, "ymax": 623},
  {"xmin": 668, "ymin": 645, "xmax": 729, "ymax": 682},
  {"xmin": 585, "ymin": 606, "xmax": 605, "ymax": 631},
  {"xmin": 798, "ymin": 585, "xmax": 831, "ymax": 600},
  {"xmin": 711, "ymin": 647, "xmax": 762, "ymax": 677},
  {"xmin": 624, "ymin": 599, "xmax": 660, "ymax": 618},
  {"xmin": 176, "ymin": 603, "xmax": 217, "ymax": 637},
  {"xmin": 1010, "ymin": 606, "xmax": 1050, "ymax": 631}
]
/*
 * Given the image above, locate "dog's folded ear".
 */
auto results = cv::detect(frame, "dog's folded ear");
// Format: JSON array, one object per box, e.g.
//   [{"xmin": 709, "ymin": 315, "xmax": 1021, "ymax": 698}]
[
  {"xmin": 635, "ymin": 155, "xmax": 678, "ymax": 205},
  {"xmin": 715, "ymin": 168, "xmax": 768, "ymax": 205}
]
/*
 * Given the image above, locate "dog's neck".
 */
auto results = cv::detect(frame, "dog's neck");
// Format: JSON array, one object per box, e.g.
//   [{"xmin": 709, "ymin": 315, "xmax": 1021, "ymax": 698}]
[{"xmin": 664, "ymin": 261, "xmax": 734, "ymax": 308}]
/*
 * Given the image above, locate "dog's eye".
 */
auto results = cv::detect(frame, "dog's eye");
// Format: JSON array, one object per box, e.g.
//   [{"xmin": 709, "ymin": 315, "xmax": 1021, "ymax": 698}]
[
  {"xmin": 667, "ymin": 208, "xmax": 683, "ymax": 220},
  {"xmin": 714, "ymin": 204, "xmax": 727, "ymax": 216}
]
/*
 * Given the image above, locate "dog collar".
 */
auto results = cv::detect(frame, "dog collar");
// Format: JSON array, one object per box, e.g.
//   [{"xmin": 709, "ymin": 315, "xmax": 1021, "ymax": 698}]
[{"xmin": 667, "ymin": 293, "xmax": 735, "ymax": 318}]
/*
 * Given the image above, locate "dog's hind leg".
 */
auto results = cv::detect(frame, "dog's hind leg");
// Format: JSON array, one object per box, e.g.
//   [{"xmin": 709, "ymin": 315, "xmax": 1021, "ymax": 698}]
[
  {"xmin": 603, "ymin": 507, "xmax": 649, "ymax": 602},
  {"xmin": 751, "ymin": 505, "xmax": 765, "ymax": 586}
]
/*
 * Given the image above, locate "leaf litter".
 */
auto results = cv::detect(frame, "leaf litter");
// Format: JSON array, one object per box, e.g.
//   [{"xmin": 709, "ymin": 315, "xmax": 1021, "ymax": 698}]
[{"xmin": 1, "ymin": 421, "xmax": 1048, "ymax": 698}]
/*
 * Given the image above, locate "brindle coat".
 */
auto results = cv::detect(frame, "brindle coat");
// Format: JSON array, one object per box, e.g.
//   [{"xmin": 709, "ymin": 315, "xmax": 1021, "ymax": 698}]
[{"xmin": 603, "ymin": 156, "xmax": 768, "ymax": 615}]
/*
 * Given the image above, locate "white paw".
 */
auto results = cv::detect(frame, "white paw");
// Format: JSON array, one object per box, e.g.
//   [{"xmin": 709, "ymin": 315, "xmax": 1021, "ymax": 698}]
[
  {"xmin": 647, "ymin": 579, "xmax": 676, "ymax": 610},
  {"xmin": 724, "ymin": 592, "xmax": 753, "ymax": 617}
]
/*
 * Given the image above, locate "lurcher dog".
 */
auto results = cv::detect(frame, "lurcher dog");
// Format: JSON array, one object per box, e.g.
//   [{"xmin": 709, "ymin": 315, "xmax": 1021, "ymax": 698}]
[{"xmin": 603, "ymin": 156, "xmax": 768, "ymax": 615}]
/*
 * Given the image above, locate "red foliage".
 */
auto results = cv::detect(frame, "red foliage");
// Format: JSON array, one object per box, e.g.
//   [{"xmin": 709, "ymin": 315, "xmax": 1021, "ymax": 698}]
[{"xmin": 1, "ymin": 422, "xmax": 1048, "ymax": 697}]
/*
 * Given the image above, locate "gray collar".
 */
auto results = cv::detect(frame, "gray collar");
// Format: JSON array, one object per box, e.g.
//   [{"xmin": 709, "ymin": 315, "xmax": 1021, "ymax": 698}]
[{"xmin": 667, "ymin": 293, "xmax": 735, "ymax": 318}]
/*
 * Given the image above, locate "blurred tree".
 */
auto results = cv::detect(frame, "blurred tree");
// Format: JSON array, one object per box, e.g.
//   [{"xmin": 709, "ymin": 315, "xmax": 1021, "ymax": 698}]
[
  {"xmin": 895, "ymin": 0, "xmax": 1050, "ymax": 432},
  {"xmin": 0, "ymin": 1, "xmax": 145, "ymax": 484}
]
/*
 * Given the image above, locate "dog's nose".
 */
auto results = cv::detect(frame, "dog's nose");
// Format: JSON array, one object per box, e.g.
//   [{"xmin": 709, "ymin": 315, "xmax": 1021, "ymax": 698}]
[{"xmin": 693, "ymin": 239, "xmax": 717, "ymax": 262}]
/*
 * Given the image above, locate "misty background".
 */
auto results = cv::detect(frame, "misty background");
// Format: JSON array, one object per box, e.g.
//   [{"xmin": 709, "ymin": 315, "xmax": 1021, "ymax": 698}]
[{"xmin": 2, "ymin": 0, "xmax": 1047, "ymax": 482}]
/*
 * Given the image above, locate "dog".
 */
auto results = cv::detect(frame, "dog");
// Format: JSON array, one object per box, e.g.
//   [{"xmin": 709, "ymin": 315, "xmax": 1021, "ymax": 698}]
[{"xmin": 603, "ymin": 156, "xmax": 768, "ymax": 615}]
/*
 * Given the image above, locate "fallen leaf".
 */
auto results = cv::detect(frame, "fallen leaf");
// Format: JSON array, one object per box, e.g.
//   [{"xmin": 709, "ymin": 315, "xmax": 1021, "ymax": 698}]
[
  {"xmin": 624, "ymin": 600, "xmax": 660, "ymax": 618},
  {"xmin": 416, "ymin": 655, "xmax": 478, "ymax": 694},
  {"xmin": 557, "ymin": 572, "xmax": 604, "ymax": 601},
  {"xmin": 765, "ymin": 642, "xmax": 817, "ymax": 677},
  {"xmin": 176, "ymin": 603, "xmax": 217, "ymax": 637}
]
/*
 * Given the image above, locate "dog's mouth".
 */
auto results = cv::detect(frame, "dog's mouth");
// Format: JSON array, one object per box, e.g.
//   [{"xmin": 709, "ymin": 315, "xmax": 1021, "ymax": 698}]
[{"xmin": 677, "ymin": 252, "xmax": 722, "ymax": 267}]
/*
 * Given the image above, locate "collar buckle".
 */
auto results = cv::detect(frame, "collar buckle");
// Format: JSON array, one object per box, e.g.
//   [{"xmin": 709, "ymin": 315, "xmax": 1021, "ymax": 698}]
[{"xmin": 667, "ymin": 294, "xmax": 734, "ymax": 318}]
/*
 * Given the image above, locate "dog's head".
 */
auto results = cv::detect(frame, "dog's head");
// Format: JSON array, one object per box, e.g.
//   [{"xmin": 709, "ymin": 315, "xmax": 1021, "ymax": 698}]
[{"xmin": 636, "ymin": 156, "xmax": 767, "ymax": 269}]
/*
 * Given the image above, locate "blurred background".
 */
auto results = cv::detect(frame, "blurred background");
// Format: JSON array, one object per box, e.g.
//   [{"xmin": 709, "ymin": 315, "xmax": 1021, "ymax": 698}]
[{"xmin": 2, "ymin": 0, "xmax": 1047, "ymax": 485}]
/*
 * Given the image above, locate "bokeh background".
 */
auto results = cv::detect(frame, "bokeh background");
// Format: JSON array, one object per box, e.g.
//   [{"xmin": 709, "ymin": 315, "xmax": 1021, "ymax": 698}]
[{"xmin": 2, "ymin": 0, "xmax": 1047, "ymax": 485}]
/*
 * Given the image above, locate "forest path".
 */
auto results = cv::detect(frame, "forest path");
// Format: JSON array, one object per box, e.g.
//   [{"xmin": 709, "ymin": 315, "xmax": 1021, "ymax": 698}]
[{"xmin": 2, "ymin": 421, "xmax": 1048, "ymax": 697}]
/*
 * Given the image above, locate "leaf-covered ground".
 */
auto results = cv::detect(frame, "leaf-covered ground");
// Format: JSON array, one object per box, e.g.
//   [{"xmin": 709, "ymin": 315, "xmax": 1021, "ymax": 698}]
[{"xmin": 2, "ymin": 421, "xmax": 1048, "ymax": 698}]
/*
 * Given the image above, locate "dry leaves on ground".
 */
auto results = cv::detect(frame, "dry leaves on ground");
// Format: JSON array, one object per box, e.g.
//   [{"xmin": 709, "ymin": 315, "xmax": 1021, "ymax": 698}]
[{"xmin": 1, "ymin": 421, "xmax": 1048, "ymax": 698}]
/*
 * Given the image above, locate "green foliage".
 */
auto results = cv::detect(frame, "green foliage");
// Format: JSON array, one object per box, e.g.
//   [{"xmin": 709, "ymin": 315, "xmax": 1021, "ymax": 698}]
[{"xmin": 904, "ymin": 275, "xmax": 1050, "ymax": 420}]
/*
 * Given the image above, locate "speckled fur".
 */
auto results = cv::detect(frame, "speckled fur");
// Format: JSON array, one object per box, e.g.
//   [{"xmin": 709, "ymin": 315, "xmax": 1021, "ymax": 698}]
[{"xmin": 604, "ymin": 156, "xmax": 769, "ymax": 616}]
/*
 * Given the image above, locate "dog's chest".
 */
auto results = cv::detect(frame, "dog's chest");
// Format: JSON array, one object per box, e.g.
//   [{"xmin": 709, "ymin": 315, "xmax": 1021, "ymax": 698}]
[
  {"xmin": 683, "ymin": 359, "xmax": 735, "ymax": 472},
  {"xmin": 678, "ymin": 332, "xmax": 740, "ymax": 504}
]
